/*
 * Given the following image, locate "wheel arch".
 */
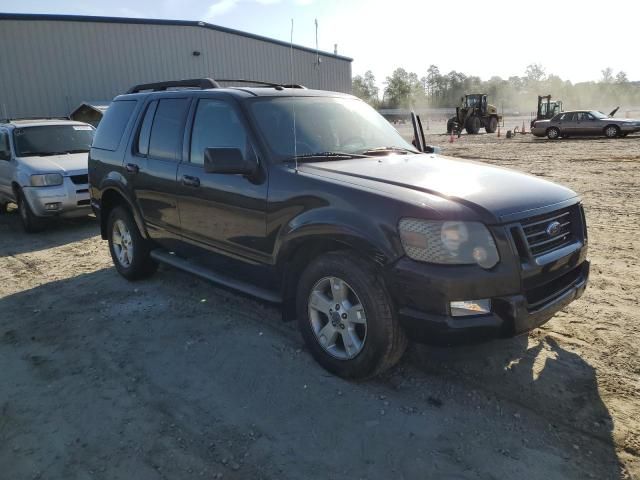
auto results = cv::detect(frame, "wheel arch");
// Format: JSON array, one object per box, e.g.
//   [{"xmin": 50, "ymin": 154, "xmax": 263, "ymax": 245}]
[
  {"xmin": 99, "ymin": 186, "xmax": 148, "ymax": 240},
  {"xmin": 603, "ymin": 124, "xmax": 620, "ymax": 136},
  {"xmin": 277, "ymin": 230, "xmax": 395, "ymax": 322}
]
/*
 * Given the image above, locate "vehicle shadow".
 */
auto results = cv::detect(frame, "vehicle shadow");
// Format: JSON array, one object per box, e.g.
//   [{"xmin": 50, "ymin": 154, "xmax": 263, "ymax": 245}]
[
  {"xmin": 407, "ymin": 333, "xmax": 626, "ymax": 478},
  {"xmin": 0, "ymin": 207, "xmax": 99, "ymax": 256}
]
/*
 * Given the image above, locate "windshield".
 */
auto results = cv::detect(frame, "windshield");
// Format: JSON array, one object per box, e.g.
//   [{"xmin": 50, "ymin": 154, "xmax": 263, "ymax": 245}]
[
  {"xmin": 591, "ymin": 111, "xmax": 608, "ymax": 119},
  {"xmin": 249, "ymin": 96, "xmax": 416, "ymax": 160},
  {"xmin": 14, "ymin": 124, "xmax": 95, "ymax": 157}
]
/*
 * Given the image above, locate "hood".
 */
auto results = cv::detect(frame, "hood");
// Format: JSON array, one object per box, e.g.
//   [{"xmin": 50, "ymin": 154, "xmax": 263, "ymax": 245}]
[
  {"xmin": 17, "ymin": 152, "xmax": 89, "ymax": 175},
  {"xmin": 301, "ymin": 154, "xmax": 578, "ymax": 222}
]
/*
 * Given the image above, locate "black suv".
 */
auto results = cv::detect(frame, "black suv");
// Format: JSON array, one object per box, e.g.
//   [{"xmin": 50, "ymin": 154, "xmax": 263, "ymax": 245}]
[{"xmin": 89, "ymin": 78, "xmax": 589, "ymax": 379}]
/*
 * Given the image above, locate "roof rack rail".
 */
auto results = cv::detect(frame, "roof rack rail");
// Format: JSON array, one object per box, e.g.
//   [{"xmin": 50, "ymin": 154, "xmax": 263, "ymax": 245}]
[
  {"xmin": 126, "ymin": 78, "xmax": 221, "ymax": 94},
  {"xmin": 216, "ymin": 79, "xmax": 307, "ymax": 90}
]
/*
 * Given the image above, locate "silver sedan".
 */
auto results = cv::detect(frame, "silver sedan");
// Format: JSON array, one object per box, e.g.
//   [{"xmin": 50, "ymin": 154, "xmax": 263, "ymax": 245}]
[{"xmin": 531, "ymin": 110, "xmax": 640, "ymax": 139}]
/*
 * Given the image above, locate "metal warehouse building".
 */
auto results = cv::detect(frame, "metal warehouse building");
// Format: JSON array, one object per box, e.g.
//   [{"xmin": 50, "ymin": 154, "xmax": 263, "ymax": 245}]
[{"xmin": 0, "ymin": 13, "xmax": 353, "ymax": 119}]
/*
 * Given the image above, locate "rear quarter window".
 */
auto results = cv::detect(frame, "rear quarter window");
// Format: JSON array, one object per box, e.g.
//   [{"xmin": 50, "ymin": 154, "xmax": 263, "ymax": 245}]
[{"xmin": 92, "ymin": 100, "xmax": 137, "ymax": 151}]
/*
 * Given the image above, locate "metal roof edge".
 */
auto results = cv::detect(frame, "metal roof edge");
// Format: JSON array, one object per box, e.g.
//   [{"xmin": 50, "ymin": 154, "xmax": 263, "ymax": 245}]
[{"xmin": 0, "ymin": 12, "xmax": 354, "ymax": 62}]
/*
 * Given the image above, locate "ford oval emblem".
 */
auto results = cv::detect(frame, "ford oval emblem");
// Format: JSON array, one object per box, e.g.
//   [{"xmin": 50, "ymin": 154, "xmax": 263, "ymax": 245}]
[{"xmin": 546, "ymin": 221, "xmax": 562, "ymax": 237}]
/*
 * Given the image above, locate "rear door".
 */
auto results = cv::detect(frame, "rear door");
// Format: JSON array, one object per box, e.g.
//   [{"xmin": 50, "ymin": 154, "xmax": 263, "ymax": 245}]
[
  {"xmin": 125, "ymin": 96, "xmax": 191, "ymax": 246},
  {"xmin": 176, "ymin": 96, "xmax": 268, "ymax": 262}
]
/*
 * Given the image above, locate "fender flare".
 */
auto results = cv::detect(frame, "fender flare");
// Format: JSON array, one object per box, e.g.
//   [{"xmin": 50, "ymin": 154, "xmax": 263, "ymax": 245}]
[{"xmin": 97, "ymin": 175, "xmax": 149, "ymax": 240}]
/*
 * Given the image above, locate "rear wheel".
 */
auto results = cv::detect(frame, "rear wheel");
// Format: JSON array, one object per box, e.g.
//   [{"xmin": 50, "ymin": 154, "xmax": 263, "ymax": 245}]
[
  {"xmin": 485, "ymin": 117, "xmax": 498, "ymax": 133},
  {"xmin": 604, "ymin": 125, "xmax": 619, "ymax": 138},
  {"xmin": 107, "ymin": 206, "xmax": 157, "ymax": 280},
  {"xmin": 547, "ymin": 127, "xmax": 560, "ymax": 140},
  {"xmin": 17, "ymin": 190, "xmax": 46, "ymax": 233},
  {"xmin": 465, "ymin": 116, "xmax": 481, "ymax": 134},
  {"xmin": 296, "ymin": 251, "xmax": 407, "ymax": 379}
]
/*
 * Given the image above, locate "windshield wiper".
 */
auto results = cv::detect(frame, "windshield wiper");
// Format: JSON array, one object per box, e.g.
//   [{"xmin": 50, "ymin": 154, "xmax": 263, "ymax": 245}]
[
  {"xmin": 290, "ymin": 151, "xmax": 370, "ymax": 162},
  {"xmin": 66, "ymin": 149, "xmax": 90, "ymax": 154},
  {"xmin": 360, "ymin": 146, "xmax": 419, "ymax": 156}
]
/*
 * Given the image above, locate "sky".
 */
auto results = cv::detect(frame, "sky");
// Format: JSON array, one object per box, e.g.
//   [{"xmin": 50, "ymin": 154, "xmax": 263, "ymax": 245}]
[{"xmin": 3, "ymin": 0, "xmax": 639, "ymax": 88}]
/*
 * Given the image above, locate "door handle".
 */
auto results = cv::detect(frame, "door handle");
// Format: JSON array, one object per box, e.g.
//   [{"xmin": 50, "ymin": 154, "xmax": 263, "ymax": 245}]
[
  {"xmin": 182, "ymin": 175, "xmax": 200, "ymax": 187},
  {"xmin": 125, "ymin": 163, "xmax": 139, "ymax": 174}
]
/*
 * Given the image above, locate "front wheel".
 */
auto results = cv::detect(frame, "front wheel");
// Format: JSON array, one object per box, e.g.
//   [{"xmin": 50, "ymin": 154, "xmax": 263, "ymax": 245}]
[
  {"xmin": 604, "ymin": 125, "xmax": 619, "ymax": 138},
  {"xmin": 465, "ymin": 116, "xmax": 481, "ymax": 134},
  {"xmin": 107, "ymin": 206, "xmax": 157, "ymax": 280},
  {"xmin": 547, "ymin": 127, "xmax": 560, "ymax": 140},
  {"xmin": 18, "ymin": 190, "xmax": 46, "ymax": 233},
  {"xmin": 296, "ymin": 252, "xmax": 407, "ymax": 379}
]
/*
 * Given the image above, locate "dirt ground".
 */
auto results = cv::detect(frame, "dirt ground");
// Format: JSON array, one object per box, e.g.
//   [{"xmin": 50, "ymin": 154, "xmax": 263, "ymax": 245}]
[{"xmin": 1, "ymin": 124, "xmax": 639, "ymax": 479}]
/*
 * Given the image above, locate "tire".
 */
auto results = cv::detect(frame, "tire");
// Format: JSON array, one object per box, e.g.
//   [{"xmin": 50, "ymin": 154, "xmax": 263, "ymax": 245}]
[
  {"xmin": 107, "ymin": 206, "xmax": 157, "ymax": 280},
  {"xmin": 604, "ymin": 125, "xmax": 619, "ymax": 138},
  {"xmin": 446, "ymin": 118, "xmax": 456, "ymax": 134},
  {"xmin": 17, "ymin": 190, "xmax": 47, "ymax": 233},
  {"xmin": 547, "ymin": 127, "xmax": 560, "ymax": 140},
  {"xmin": 465, "ymin": 116, "xmax": 481, "ymax": 134},
  {"xmin": 485, "ymin": 117, "xmax": 498, "ymax": 133},
  {"xmin": 296, "ymin": 251, "xmax": 408, "ymax": 379}
]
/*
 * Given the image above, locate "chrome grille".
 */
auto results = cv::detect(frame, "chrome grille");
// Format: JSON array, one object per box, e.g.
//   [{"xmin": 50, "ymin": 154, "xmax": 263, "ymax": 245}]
[{"xmin": 520, "ymin": 206, "xmax": 576, "ymax": 257}]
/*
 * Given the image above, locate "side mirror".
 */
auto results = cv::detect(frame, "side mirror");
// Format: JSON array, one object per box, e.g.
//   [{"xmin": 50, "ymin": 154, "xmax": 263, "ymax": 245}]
[{"xmin": 204, "ymin": 147, "xmax": 255, "ymax": 175}]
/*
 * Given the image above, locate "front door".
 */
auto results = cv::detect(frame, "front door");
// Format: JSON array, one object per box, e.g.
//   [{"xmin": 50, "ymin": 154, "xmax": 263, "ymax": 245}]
[
  {"xmin": 176, "ymin": 97, "xmax": 268, "ymax": 262},
  {"xmin": 575, "ymin": 112, "xmax": 597, "ymax": 135},
  {"xmin": 557, "ymin": 112, "xmax": 577, "ymax": 136},
  {"xmin": 0, "ymin": 129, "xmax": 13, "ymax": 202},
  {"xmin": 125, "ymin": 97, "xmax": 191, "ymax": 246}
]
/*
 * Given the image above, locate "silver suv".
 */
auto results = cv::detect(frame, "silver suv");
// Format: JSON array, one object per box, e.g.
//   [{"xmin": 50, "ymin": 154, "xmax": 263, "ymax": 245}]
[{"xmin": 0, "ymin": 119, "xmax": 95, "ymax": 232}]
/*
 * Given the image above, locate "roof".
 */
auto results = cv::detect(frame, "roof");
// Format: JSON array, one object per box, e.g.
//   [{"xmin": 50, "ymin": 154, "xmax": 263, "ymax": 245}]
[
  {"xmin": 2, "ymin": 119, "xmax": 90, "ymax": 128},
  {"xmin": 0, "ymin": 13, "xmax": 353, "ymax": 62}
]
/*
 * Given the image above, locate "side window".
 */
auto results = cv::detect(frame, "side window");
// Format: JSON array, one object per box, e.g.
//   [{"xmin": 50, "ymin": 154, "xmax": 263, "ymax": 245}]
[
  {"xmin": 561, "ymin": 112, "xmax": 575, "ymax": 122},
  {"xmin": 189, "ymin": 99, "xmax": 249, "ymax": 166},
  {"xmin": 136, "ymin": 100, "xmax": 158, "ymax": 156},
  {"xmin": 93, "ymin": 100, "xmax": 136, "ymax": 151},
  {"xmin": 148, "ymin": 98, "xmax": 190, "ymax": 161},
  {"xmin": 0, "ymin": 130, "xmax": 10, "ymax": 160}
]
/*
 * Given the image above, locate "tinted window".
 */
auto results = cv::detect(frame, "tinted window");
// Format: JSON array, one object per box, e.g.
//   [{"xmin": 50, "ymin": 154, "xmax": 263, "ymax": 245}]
[
  {"xmin": 560, "ymin": 112, "xmax": 576, "ymax": 122},
  {"xmin": 136, "ymin": 100, "xmax": 158, "ymax": 156},
  {"xmin": 190, "ymin": 99, "xmax": 248, "ymax": 165},
  {"xmin": 93, "ymin": 101, "xmax": 136, "ymax": 151},
  {"xmin": 148, "ymin": 98, "xmax": 190, "ymax": 161},
  {"xmin": 250, "ymin": 97, "xmax": 415, "ymax": 159},
  {"xmin": 14, "ymin": 125, "xmax": 95, "ymax": 156},
  {"xmin": 0, "ymin": 130, "xmax": 10, "ymax": 159}
]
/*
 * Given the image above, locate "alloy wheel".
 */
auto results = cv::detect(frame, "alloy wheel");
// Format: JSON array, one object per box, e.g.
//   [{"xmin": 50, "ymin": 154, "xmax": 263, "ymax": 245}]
[
  {"xmin": 308, "ymin": 276, "xmax": 368, "ymax": 360},
  {"xmin": 112, "ymin": 219, "xmax": 134, "ymax": 268}
]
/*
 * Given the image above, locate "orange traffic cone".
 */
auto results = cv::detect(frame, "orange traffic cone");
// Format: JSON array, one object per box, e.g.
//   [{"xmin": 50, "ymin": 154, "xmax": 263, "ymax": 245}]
[
  {"xmin": 449, "ymin": 130, "xmax": 454, "ymax": 143},
  {"xmin": 522, "ymin": 120, "xmax": 526, "ymax": 134}
]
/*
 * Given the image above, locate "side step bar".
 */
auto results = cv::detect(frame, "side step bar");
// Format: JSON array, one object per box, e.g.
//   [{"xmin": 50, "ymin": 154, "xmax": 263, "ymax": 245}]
[{"xmin": 150, "ymin": 249, "xmax": 282, "ymax": 304}]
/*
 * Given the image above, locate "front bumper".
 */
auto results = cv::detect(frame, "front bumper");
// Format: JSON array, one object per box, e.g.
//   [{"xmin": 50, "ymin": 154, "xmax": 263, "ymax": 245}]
[
  {"xmin": 385, "ymin": 253, "xmax": 589, "ymax": 345},
  {"xmin": 22, "ymin": 176, "xmax": 91, "ymax": 218}
]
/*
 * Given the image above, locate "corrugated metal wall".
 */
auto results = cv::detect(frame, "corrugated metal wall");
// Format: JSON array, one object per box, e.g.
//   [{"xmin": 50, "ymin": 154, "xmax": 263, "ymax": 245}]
[{"xmin": 0, "ymin": 18, "xmax": 352, "ymax": 119}]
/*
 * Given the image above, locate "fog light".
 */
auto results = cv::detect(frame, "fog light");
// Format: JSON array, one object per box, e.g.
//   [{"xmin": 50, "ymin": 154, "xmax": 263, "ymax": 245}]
[
  {"xmin": 45, "ymin": 202, "xmax": 61, "ymax": 211},
  {"xmin": 450, "ymin": 299, "xmax": 491, "ymax": 317}
]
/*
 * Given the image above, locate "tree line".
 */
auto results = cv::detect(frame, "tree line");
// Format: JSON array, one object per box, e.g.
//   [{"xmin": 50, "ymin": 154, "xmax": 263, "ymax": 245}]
[{"xmin": 352, "ymin": 64, "xmax": 640, "ymax": 113}]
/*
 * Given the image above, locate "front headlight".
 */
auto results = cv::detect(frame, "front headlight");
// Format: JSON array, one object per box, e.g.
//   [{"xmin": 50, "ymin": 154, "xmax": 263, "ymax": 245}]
[
  {"xmin": 30, "ymin": 173, "xmax": 63, "ymax": 187},
  {"xmin": 399, "ymin": 218, "xmax": 499, "ymax": 269}
]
